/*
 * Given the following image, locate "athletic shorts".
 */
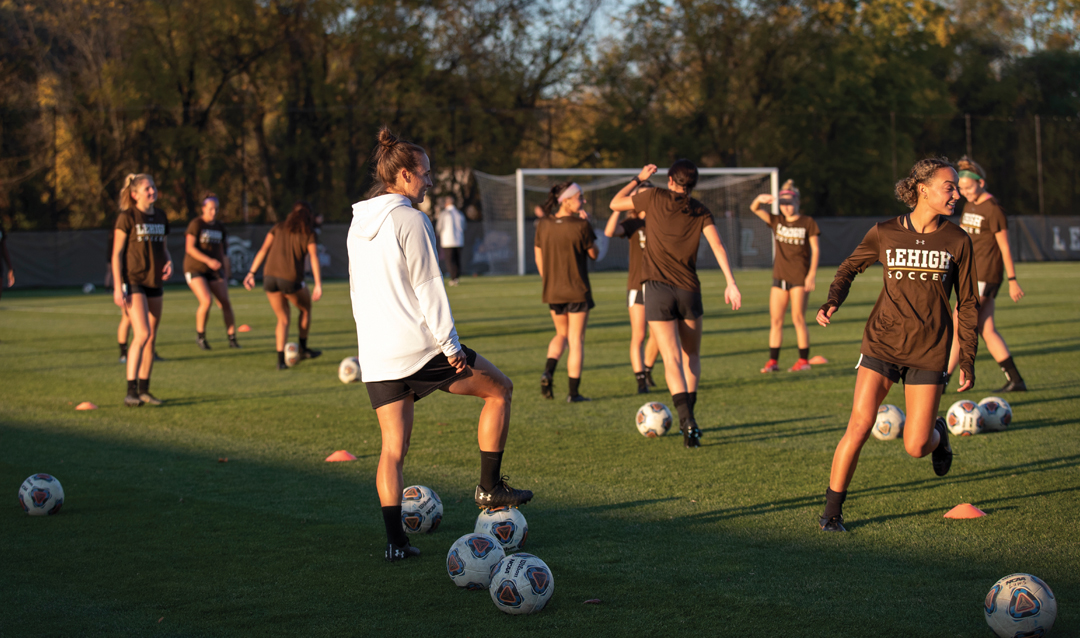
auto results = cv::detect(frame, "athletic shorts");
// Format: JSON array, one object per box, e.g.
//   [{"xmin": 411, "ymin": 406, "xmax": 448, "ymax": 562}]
[
  {"xmin": 644, "ymin": 280, "xmax": 703, "ymax": 322},
  {"xmin": 978, "ymin": 281, "xmax": 1001, "ymax": 299},
  {"xmin": 549, "ymin": 300, "xmax": 594, "ymax": 315},
  {"xmin": 263, "ymin": 276, "xmax": 305, "ymax": 295},
  {"xmin": 365, "ymin": 346, "xmax": 478, "ymax": 409},
  {"xmin": 185, "ymin": 270, "xmax": 223, "ymax": 283},
  {"xmin": 627, "ymin": 287, "xmax": 644, "ymax": 308},
  {"xmin": 122, "ymin": 283, "xmax": 163, "ymax": 298},
  {"xmin": 856, "ymin": 354, "xmax": 947, "ymax": 386},
  {"xmin": 772, "ymin": 278, "xmax": 804, "ymax": 291}
]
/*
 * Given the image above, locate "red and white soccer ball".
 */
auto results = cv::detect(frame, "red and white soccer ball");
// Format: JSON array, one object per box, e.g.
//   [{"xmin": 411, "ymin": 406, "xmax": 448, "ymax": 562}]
[
  {"xmin": 985, "ymin": 573, "xmax": 1056, "ymax": 638},
  {"xmin": 489, "ymin": 553, "xmax": 554, "ymax": 615},
  {"xmin": 446, "ymin": 533, "xmax": 505, "ymax": 590},
  {"xmin": 474, "ymin": 506, "xmax": 528, "ymax": 552},
  {"xmin": 636, "ymin": 402, "xmax": 672, "ymax": 438},
  {"xmin": 18, "ymin": 474, "xmax": 64, "ymax": 516},
  {"xmin": 872, "ymin": 404, "xmax": 906, "ymax": 441},
  {"xmin": 401, "ymin": 485, "xmax": 442, "ymax": 534},
  {"xmin": 338, "ymin": 357, "xmax": 360, "ymax": 384},
  {"xmin": 978, "ymin": 396, "xmax": 1013, "ymax": 432},
  {"xmin": 946, "ymin": 400, "xmax": 985, "ymax": 436},
  {"xmin": 284, "ymin": 342, "xmax": 301, "ymax": 367}
]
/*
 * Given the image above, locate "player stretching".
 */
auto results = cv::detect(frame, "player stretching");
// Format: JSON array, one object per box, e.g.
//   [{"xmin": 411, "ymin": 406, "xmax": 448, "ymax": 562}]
[
  {"xmin": 184, "ymin": 193, "xmax": 240, "ymax": 350},
  {"xmin": 749, "ymin": 180, "xmax": 821, "ymax": 372},
  {"xmin": 536, "ymin": 182, "xmax": 599, "ymax": 402},
  {"xmin": 947, "ymin": 157, "xmax": 1027, "ymax": 392},
  {"xmin": 817, "ymin": 158, "xmax": 979, "ymax": 532},
  {"xmin": 609, "ymin": 161, "xmax": 742, "ymax": 448},
  {"xmin": 348, "ymin": 127, "xmax": 532, "ymax": 562}
]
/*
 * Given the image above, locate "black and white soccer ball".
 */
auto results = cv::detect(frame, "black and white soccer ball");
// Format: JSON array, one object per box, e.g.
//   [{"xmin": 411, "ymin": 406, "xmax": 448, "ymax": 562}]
[
  {"xmin": 18, "ymin": 474, "xmax": 64, "ymax": 516},
  {"xmin": 985, "ymin": 573, "xmax": 1056, "ymax": 637},
  {"xmin": 489, "ymin": 553, "xmax": 554, "ymax": 615}
]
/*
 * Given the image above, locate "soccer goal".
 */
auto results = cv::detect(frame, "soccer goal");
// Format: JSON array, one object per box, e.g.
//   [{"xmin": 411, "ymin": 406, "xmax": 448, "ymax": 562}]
[{"xmin": 472, "ymin": 168, "xmax": 780, "ymax": 276}]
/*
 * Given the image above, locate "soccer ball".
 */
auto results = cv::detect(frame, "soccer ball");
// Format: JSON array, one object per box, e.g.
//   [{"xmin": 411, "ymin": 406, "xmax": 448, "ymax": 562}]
[
  {"xmin": 446, "ymin": 533, "xmax": 506, "ymax": 590},
  {"xmin": 401, "ymin": 485, "xmax": 442, "ymax": 534},
  {"xmin": 18, "ymin": 474, "xmax": 64, "ymax": 516},
  {"xmin": 979, "ymin": 396, "xmax": 1012, "ymax": 432},
  {"xmin": 474, "ymin": 506, "xmax": 528, "ymax": 552},
  {"xmin": 489, "ymin": 553, "xmax": 554, "ymax": 615},
  {"xmin": 872, "ymin": 404, "xmax": 905, "ymax": 441},
  {"xmin": 636, "ymin": 402, "xmax": 672, "ymax": 438},
  {"xmin": 284, "ymin": 342, "xmax": 301, "ymax": 367},
  {"xmin": 946, "ymin": 399, "xmax": 985, "ymax": 436},
  {"xmin": 82, "ymin": 283, "xmax": 95, "ymax": 294},
  {"xmin": 338, "ymin": 357, "xmax": 360, "ymax": 384},
  {"xmin": 985, "ymin": 573, "xmax": 1056, "ymax": 638}
]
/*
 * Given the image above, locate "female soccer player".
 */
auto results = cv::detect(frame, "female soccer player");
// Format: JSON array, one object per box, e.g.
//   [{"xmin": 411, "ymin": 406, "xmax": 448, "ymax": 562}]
[
  {"xmin": 435, "ymin": 195, "xmax": 466, "ymax": 286},
  {"xmin": 749, "ymin": 180, "xmax": 821, "ymax": 372},
  {"xmin": 816, "ymin": 157, "xmax": 979, "ymax": 532},
  {"xmin": 604, "ymin": 185, "xmax": 660, "ymax": 394},
  {"xmin": 184, "ymin": 193, "xmax": 239, "ymax": 350},
  {"xmin": 0, "ymin": 219, "xmax": 13, "ymax": 301},
  {"xmin": 348, "ymin": 127, "xmax": 531, "ymax": 562},
  {"xmin": 243, "ymin": 202, "xmax": 323, "ymax": 369},
  {"xmin": 609, "ymin": 161, "xmax": 742, "ymax": 448},
  {"xmin": 111, "ymin": 173, "xmax": 172, "ymax": 406},
  {"xmin": 535, "ymin": 182, "xmax": 599, "ymax": 402},
  {"xmin": 946, "ymin": 157, "xmax": 1027, "ymax": 392}
]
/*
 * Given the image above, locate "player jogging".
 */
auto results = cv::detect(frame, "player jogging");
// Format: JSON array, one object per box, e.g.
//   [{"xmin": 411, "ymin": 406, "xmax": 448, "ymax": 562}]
[
  {"xmin": 536, "ymin": 182, "xmax": 599, "ymax": 402},
  {"xmin": 946, "ymin": 157, "xmax": 1027, "ymax": 392},
  {"xmin": 604, "ymin": 183, "xmax": 660, "ymax": 394},
  {"xmin": 817, "ymin": 157, "xmax": 979, "ymax": 532},
  {"xmin": 111, "ymin": 173, "xmax": 172, "ymax": 407},
  {"xmin": 184, "ymin": 193, "xmax": 239, "ymax": 350},
  {"xmin": 609, "ymin": 161, "xmax": 742, "ymax": 448},
  {"xmin": 348, "ymin": 127, "xmax": 531, "ymax": 563},
  {"xmin": 243, "ymin": 202, "xmax": 323, "ymax": 369},
  {"xmin": 749, "ymin": 180, "xmax": 822, "ymax": 372}
]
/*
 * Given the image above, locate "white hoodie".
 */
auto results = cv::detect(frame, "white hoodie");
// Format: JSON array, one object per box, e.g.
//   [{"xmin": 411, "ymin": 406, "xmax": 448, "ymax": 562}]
[{"xmin": 348, "ymin": 194, "xmax": 461, "ymax": 382}]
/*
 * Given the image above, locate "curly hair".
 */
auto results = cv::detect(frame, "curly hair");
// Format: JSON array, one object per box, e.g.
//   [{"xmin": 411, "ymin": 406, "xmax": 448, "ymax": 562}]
[{"xmin": 894, "ymin": 157, "xmax": 956, "ymax": 209}]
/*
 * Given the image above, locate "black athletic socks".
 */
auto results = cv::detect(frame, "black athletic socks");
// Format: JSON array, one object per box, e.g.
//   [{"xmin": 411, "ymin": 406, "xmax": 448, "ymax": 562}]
[
  {"xmin": 688, "ymin": 391, "xmax": 697, "ymax": 413},
  {"xmin": 799, "ymin": 347, "xmax": 810, "ymax": 360},
  {"xmin": 635, "ymin": 371, "xmax": 648, "ymax": 393},
  {"xmin": 197, "ymin": 331, "xmax": 206, "ymax": 340},
  {"xmin": 824, "ymin": 488, "xmax": 847, "ymax": 519},
  {"xmin": 137, "ymin": 378, "xmax": 150, "ymax": 395},
  {"xmin": 998, "ymin": 357, "xmax": 1023, "ymax": 384},
  {"xmin": 126, "ymin": 379, "xmax": 139, "ymax": 398},
  {"xmin": 277, "ymin": 351, "xmax": 286, "ymax": 366},
  {"xmin": 382, "ymin": 505, "xmax": 409, "ymax": 547},
  {"xmin": 299, "ymin": 338, "xmax": 308, "ymax": 351},
  {"xmin": 119, "ymin": 342, "xmax": 128, "ymax": 357},
  {"xmin": 568, "ymin": 377, "xmax": 581, "ymax": 397},
  {"xmin": 769, "ymin": 347, "xmax": 780, "ymax": 360},
  {"xmin": 672, "ymin": 392, "xmax": 693, "ymax": 424},
  {"xmin": 544, "ymin": 358, "xmax": 558, "ymax": 377},
  {"xmin": 479, "ymin": 450, "xmax": 504, "ymax": 493}
]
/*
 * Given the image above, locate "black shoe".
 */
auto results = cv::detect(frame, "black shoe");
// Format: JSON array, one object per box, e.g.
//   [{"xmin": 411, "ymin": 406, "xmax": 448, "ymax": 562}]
[
  {"xmin": 124, "ymin": 394, "xmax": 143, "ymax": 407},
  {"xmin": 139, "ymin": 392, "xmax": 163, "ymax": 406},
  {"xmin": 197, "ymin": 336, "xmax": 211, "ymax": 350},
  {"xmin": 119, "ymin": 355, "xmax": 127, "ymax": 364},
  {"xmin": 567, "ymin": 394, "xmax": 591, "ymax": 403},
  {"xmin": 644, "ymin": 369, "xmax": 657, "ymax": 388},
  {"xmin": 819, "ymin": 514, "xmax": 847, "ymax": 532},
  {"xmin": 228, "ymin": 336, "xmax": 240, "ymax": 349},
  {"xmin": 385, "ymin": 541, "xmax": 420, "ymax": 563},
  {"xmin": 300, "ymin": 348, "xmax": 321, "ymax": 360},
  {"xmin": 540, "ymin": 372, "xmax": 553, "ymax": 400},
  {"xmin": 637, "ymin": 383, "xmax": 649, "ymax": 395},
  {"xmin": 932, "ymin": 417, "xmax": 952, "ymax": 477},
  {"xmin": 681, "ymin": 420, "xmax": 702, "ymax": 448},
  {"xmin": 475, "ymin": 477, "xmax": 533, "ymax": 509},
  {"xmin": 277, "ymin": 362, "xmax": 290, "ymax": 370},
  {"xmin": 995, "ymin": 379, "xmax": 1027, "ymax": 392},
  {"xmin": 153, "ymin": 351, "xmax": 164, "ymax": 362}
]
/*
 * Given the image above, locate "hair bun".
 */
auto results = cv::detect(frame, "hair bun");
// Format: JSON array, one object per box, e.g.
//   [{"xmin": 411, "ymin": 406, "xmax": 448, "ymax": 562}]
[{"xmin": 378, "ymin": 127, "xmax": 398, "ymax": 149}]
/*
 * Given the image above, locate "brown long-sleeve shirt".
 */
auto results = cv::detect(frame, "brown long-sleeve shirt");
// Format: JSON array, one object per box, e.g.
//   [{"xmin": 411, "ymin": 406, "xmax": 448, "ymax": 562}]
[{"xmin": 823, "ymin": 216, "xmax": 980, "ymax": 381}]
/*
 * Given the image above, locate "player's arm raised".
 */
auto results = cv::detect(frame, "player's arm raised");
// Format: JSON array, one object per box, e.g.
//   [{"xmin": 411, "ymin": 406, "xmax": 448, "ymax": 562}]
[{"xmin": 609, "ymin": 165, "xmax": 657, "ymax": 212}]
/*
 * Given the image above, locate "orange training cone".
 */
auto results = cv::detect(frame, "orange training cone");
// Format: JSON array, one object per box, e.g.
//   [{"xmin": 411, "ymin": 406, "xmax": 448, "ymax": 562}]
[
  {"xmin": 238, "ymin": 324, "xmax": 252, "ymax": 333},
  {"xmin": 944, "ymin": 503, "xmax": 986, "ymax": 519},
  {"xmin": 325, "ymin": 450, "xmax": 357, "ymax": 462},
  {"xmin": 75, "ymin": 402, "xmax": 98, "ymax": 410},
  {"xmin": 808, "ymin": 355, "xmax": 829, "ymax": 365}
]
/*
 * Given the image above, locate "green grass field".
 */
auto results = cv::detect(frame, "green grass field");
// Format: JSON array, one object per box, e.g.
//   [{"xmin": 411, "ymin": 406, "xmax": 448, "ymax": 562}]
[{"xmin": 2, "ymin": 263, "xmax": 1078, "ymax": 637}]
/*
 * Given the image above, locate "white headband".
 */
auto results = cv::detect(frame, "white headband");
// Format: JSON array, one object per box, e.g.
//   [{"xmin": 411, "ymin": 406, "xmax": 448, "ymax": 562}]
[{"xmin": 557, "ymin": 183, "xmax": 582, "ymax": 202}]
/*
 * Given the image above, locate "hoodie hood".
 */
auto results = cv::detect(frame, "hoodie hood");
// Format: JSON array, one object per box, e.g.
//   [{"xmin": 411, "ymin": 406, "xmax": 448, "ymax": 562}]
[{"xmin": 351, "ymin": 194, "xmax": 414, "ymax": 241}]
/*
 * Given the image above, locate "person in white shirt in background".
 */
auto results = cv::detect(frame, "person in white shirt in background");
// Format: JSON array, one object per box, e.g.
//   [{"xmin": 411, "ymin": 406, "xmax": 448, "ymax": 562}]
[
  {"xmin": 435, "ymin": 195, "xmax": 466, "ymax": 285},
  {"xmin": 347, "ymin": 127, "xmax": 533, "ymax": 563}
]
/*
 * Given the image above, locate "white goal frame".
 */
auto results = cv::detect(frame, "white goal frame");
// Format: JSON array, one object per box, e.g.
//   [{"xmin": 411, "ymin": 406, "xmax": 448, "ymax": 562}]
[{"xmin": 513, "ymin": 167, "xmax": 780, "ymax": 275}]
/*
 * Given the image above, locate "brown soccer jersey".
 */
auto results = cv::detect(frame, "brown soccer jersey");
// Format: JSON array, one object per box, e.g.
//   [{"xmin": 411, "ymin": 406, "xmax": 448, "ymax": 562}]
[
  {"xmin": 115, "ymin": 207, "xmax": 170, "ymax": 288},
  {"xmin": 617, "ymin": 217, "xmax": 647, "ymax": 290},
  {"xmin": 767, "ymin": 214, "xmax": 819, "ymax": 284},
  {"xmin": 183, "ymin": 218, "xmax": 228, "ymax": 275},
  {"xmin": 264, "ymin": 222, "xmax": 315, "ymax": 283},
  {"xmin": 824, "ymin": 216, "xmax": 979, "ymax": 379},
  {"xmin": 631, "ymin": 188, "xmax": 715, "ymax": 293},
  {"xmin": 535, "ymin": 214, "xmax": 596, "ymax": 305},
  {"xmin": 959, "ymin": 197, "xmax": 1007, "ymax": 285}
]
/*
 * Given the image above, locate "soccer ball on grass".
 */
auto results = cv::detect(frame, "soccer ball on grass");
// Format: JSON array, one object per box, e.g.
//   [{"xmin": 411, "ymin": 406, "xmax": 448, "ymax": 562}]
[
  {"xmin": 446, "ymin": 533, "xmax": 505, "ymax": 590},
  {"xmin": 338, "ymin": 357, "xmax": 360, "ymax": 384},
  {"xmin": 985, "ymin": 573, "xmax": 1056, "ymax": 638},
  {"xmin": 284, "ymin": 342, "xmax": 301, "ymax": 367},
  {"xmin": 18, "ymin": 474, "xmax": 64, "ymax": 516},
  {"xmin": 401, "ymin": 485, "xmax": 442, "ymax": 534},
  {"xmin": 636, "ymin": 402, "xmax": 672, "ymax": 438},
  {"xmin": 946, "ymin": 400, "xmax": 985, "ymax": 436},
  {"xmin": 978, "ymin": 396, "xmax": 1012, "ymax": 432},
  {"xmin": 489, "ymin": 553, "xmax": 554, "ymax": 615}
]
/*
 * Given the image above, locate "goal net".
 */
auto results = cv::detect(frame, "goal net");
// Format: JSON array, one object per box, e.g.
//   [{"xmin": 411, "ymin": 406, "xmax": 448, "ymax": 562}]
[{"xmin": 472, "ymin": 168, "xmax": 779, "ymax": 276}]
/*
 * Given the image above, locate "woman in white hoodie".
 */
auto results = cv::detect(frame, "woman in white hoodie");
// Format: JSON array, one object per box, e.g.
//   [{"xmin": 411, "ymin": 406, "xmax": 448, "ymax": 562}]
[{"xmin": 348, "ymin": 128, "xmax": 533, "ymax": 563}]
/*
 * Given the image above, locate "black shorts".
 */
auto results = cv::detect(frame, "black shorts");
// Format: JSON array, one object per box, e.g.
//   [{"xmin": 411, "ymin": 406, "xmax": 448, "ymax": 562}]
[
  {"xmin": 185, "ymin": 270, "xmax": 223, "ymax": 283},
  {"xmin": 627, "ymin": 287, "xmax": 644, "ymax": 308},
  {"xmin": 644, "ymin": 281, "xmax": 703, "ymax": 322},
  {"xmin": 978, "ymin": 281, "xmax": 1001, "ymax": 299},
  {"xmin": 122, "ymin": 283, "xmax": 163, "ymax": 298},
  {"xmin": 263, "ymin": 276, "xmax": 305, "ymax": 295},
  {"xmin": 857, "ymin": 354, "xmax": 947, "ymax": 386},
  {"xmin": 772, "ymin": 278, "xmax": 803, "ymax": 291},
  {"xmin": 549, "ymin": 299, "xmax": 594, "ymax": 314},
  {"xmin": 365, "ymin": 346, "xmax": 479, "ymax": 409}
]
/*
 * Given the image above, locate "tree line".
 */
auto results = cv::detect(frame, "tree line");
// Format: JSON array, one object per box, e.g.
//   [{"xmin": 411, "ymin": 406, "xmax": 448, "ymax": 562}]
[{"xmin": 1, "ymin": 0, "xmax": 1077, "ymax": 230}]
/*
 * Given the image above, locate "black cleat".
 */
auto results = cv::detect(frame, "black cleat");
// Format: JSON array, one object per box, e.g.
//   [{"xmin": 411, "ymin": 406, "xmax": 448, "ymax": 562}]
[
  {"xmin": 475, "ymin": 477, "xmax": 533, "ymax": 509},
  {"xmin": 300, "ymin": 348, "xmax": 321, "ymax": 360},
  {"xmin": 385, "ymin": 541, "xmax": 420, "ymax": 563},
  {"xmin": 197, "ymin": 336, "xmax": 211, "ymax": 350},
  {"xmin": 277, "ymin": 362, "xmax": 290, "ymax": 370},
  {"xmin": 932, "ymin": 417, "xmax": 952, "ymax": 477},
  {"xmin": 644, "ymin": 369, "xmax": 656, "ymax": 388},
  {"xmin": 637, "ymin": 383, "xmax": 649, "ymax": 395},
  {"xmin": 540, "ymin": 372, "xmax": 553, "ymax": 400},
  {"xmin": 153, "ymin": 351, "xmax": 164, "ymax": 362},
  {"xmin": 124, "ymin": 395, "xmax": 143, "ymax": 407},
  {"xmin": 995, "ymin": 379, "xmax": 1027, "ymax": 392},
  {"xmin": 819, "ymin": 514, "xmax": 847, "ymax": 532},
  {"xmin": 681, "ymin": 420, "xmax": 702, "ymax": 448},
  {"xmin": 228, "ymin": 335, "xmax": 241, "ymax": 349},
  {"xmin": 567, "ymin": 394, "xmax": 591, "ymax": 403},
  {"xmin": 139, "ymin": 393, "xmax": 163, "ymax": 406}
]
